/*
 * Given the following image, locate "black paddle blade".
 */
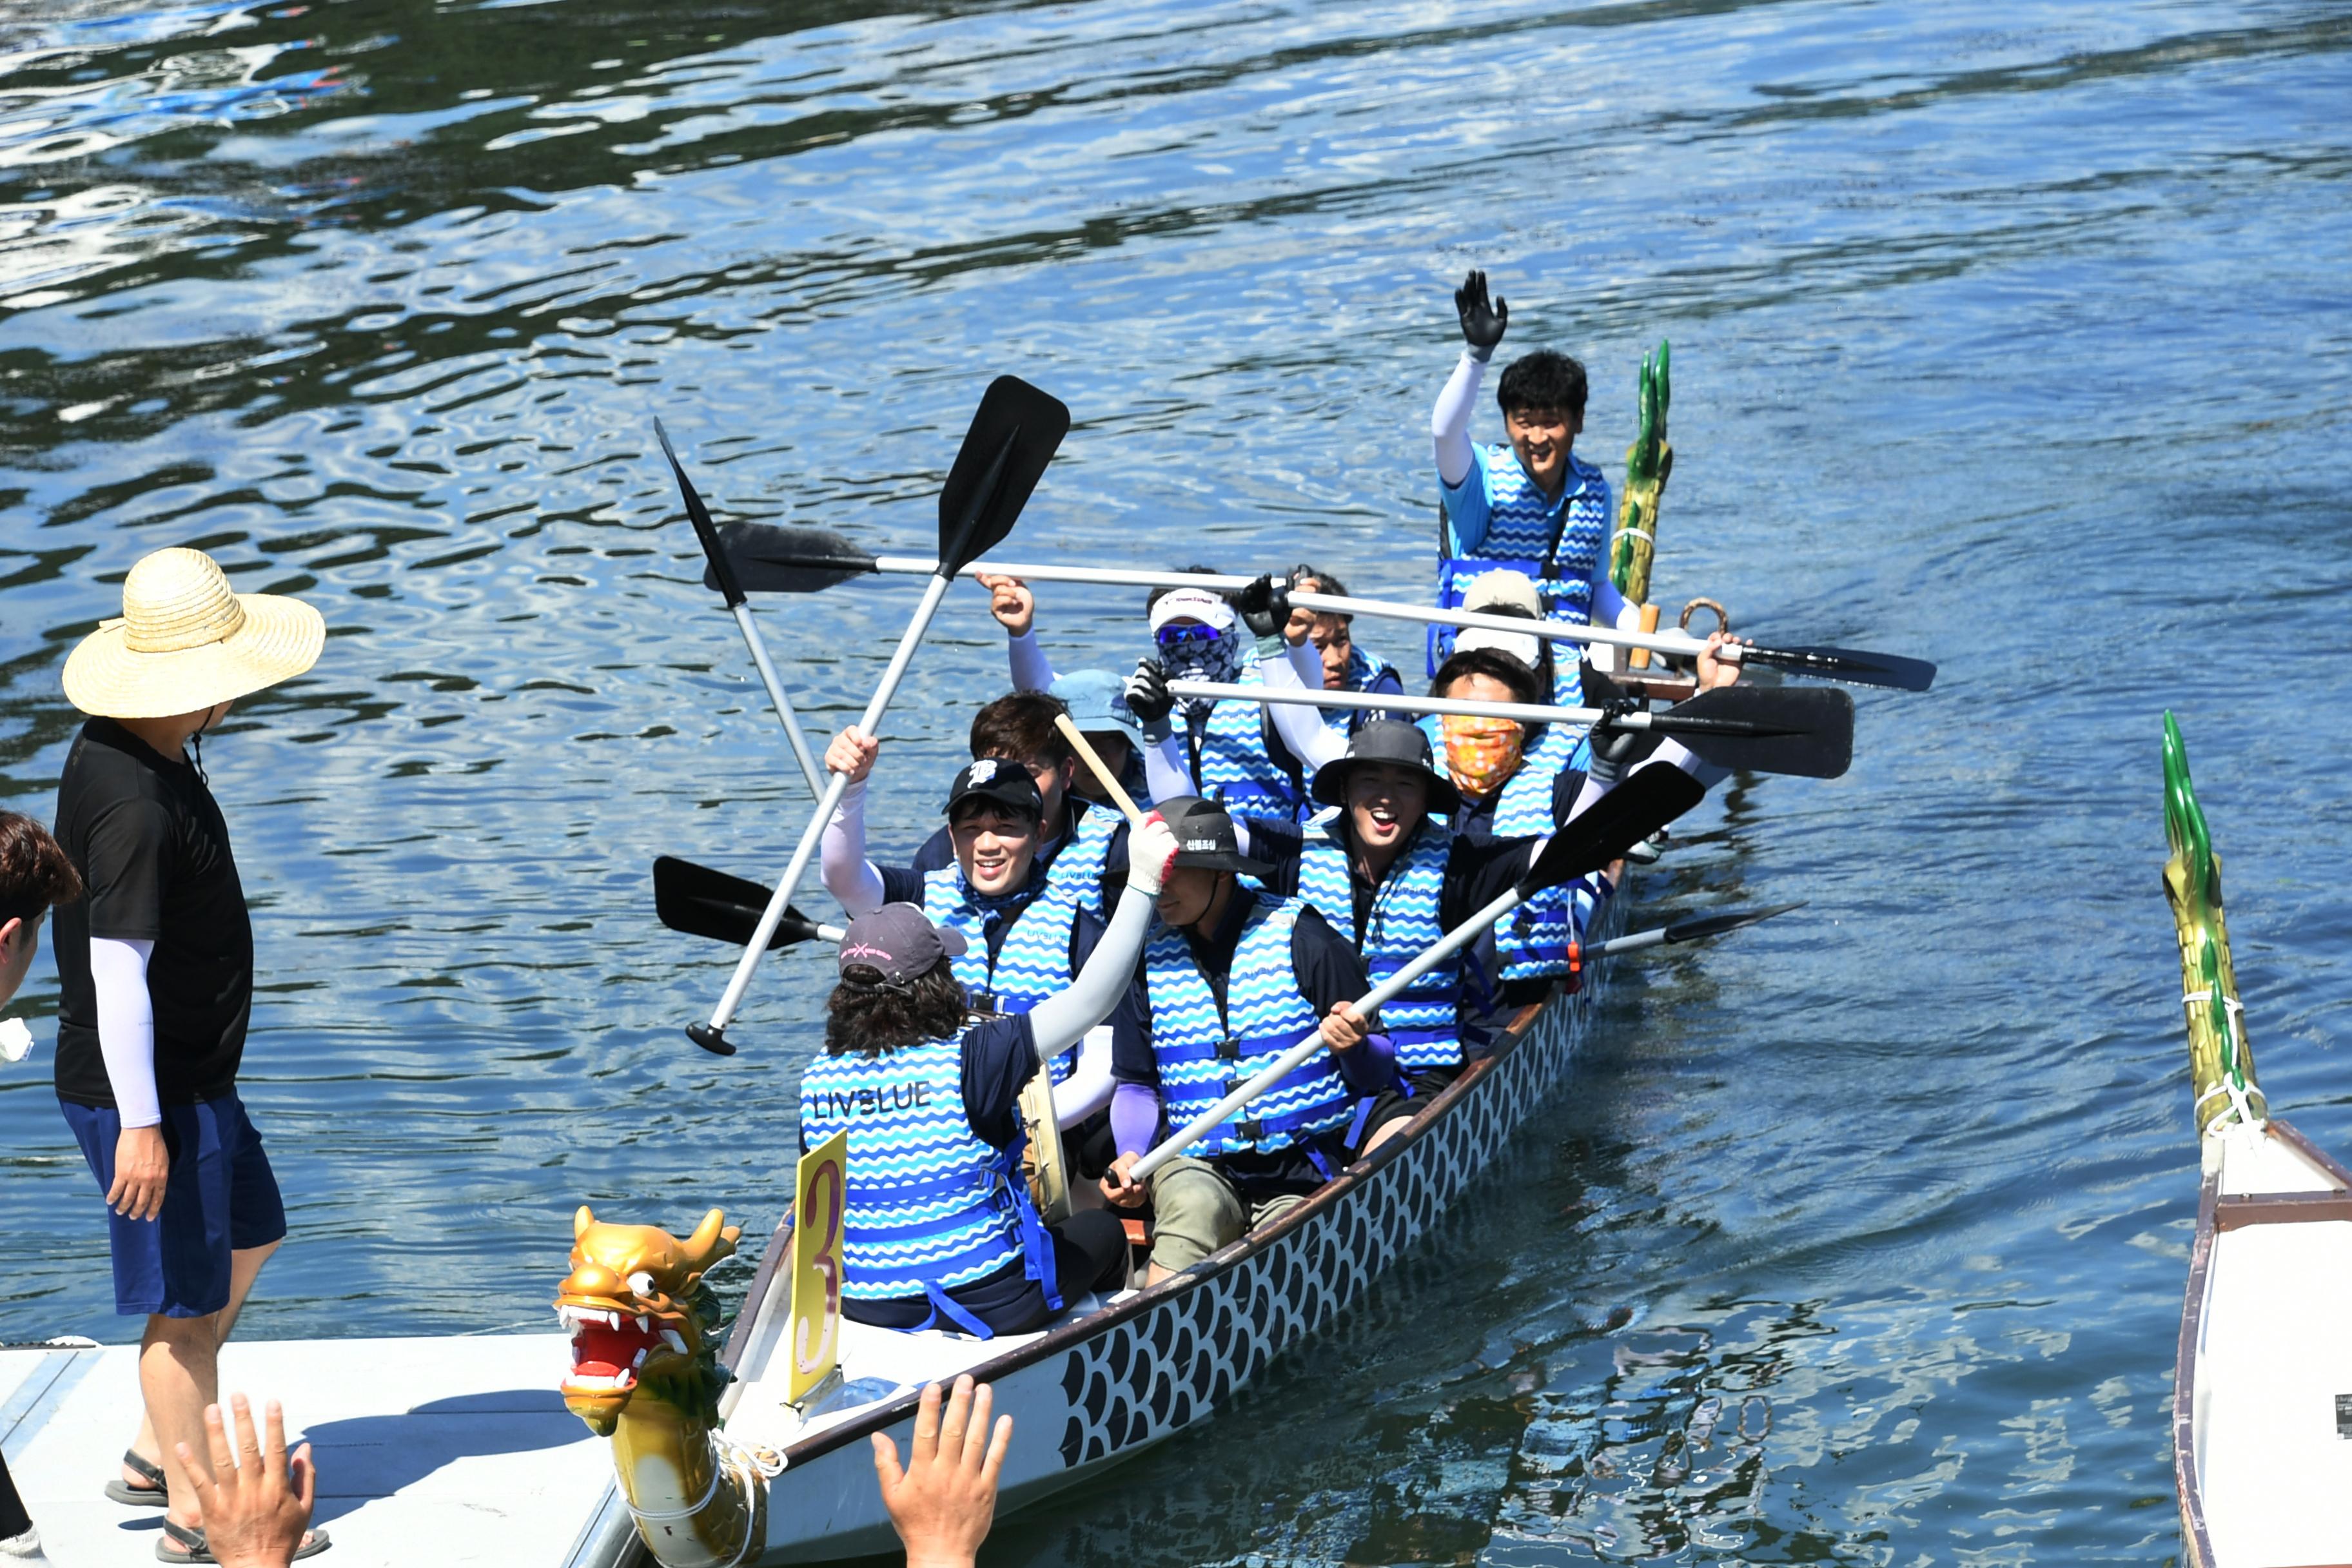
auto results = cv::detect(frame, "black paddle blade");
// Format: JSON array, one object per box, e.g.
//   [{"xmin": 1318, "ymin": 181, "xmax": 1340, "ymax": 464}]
[
  {"xmin": 654, "ymin": 419, "xmax": 747, "ymax": 609},
  {"xmin": 1746, "ymin": 642, "xmax": 1936, "ymax": 692},
  {"xmin": 937, "ymin": 376, "xmax": 1069, "ymax": 573},
  {"xmin": 706, "ymin": 522, "xmax": 878, "ymax": 595},
  {"xmin": 1519, "ymin": 765, "xmax": 1706, "ymax": 897},
  {"xmin": 1662, "ymin": 901, "xmax": 1805, "ymax": 945},
  {"xmin": 652, "ymin": 857, "xmax": 832, "ymax": 951},
  {"xmin": 1649, "ymin": 685, "xmax": 1854, "ymax": 779}
]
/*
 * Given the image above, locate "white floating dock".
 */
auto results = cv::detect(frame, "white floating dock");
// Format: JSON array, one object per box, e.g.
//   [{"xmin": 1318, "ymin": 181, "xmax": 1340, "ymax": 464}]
[{"xmin": 3, "ymin": 1334, "xmax": 611, "ymax": 1567}]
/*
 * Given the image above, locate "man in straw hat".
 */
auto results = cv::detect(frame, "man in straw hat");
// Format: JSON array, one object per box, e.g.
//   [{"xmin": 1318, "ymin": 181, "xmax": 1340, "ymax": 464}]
[{"xmin": 51, "ymin": 546, "xmax": 331, "ymax": 1562}]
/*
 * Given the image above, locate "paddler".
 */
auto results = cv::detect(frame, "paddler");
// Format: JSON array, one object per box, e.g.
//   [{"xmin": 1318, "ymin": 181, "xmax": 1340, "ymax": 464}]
[
  {"xmin": 1430, "ymin": 269, "xmax": 1632, "ymax": 703},
  {"xmin": 800, "ymin": 812, "xmax": 1177, "ymax": 1338},
  {"xmin": 974, "ymin": 573, "xmax": 1150, "ymax": 804},
  {"xmin": 1097, "ymin": 797, "xmax": 1396, "ymax": 1286},
  {"xmin": 1123, "ymin": 582, "xmax": 1324, "ymax": 823},
  {"xmin": 819, "ymin": 741, "xmax": 1117, "ymax": 1146},
  {"xmin": 1239, "ymin": 563, "xmax": 1405, "ymax": 732}
]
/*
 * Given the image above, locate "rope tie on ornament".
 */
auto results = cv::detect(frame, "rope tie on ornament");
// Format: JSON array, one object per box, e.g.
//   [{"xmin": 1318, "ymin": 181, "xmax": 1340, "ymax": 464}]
[
  {"xmin": 2182, "ymin": 986, "xmax": 2265, "ymax": 1129},
  {"xmin": 622, "ymin": 1433, "xmax": 785, "ymax": 1538}
]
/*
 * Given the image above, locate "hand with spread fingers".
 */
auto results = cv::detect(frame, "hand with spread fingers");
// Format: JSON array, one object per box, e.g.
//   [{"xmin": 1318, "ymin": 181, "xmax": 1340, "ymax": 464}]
[
  {"xmin": 872, "ymin": 1377, "xmax": 1011, "ymax": 1568},
  {"xmin": 1124, "ymin": 658, "xmax": 1174, "ymax": 727},
  {"xmin": 825, "ymin": 726, "xmax": 883, "ymax": 783},
  {"xmin": 172, "ymin": 1393, "xmax": 324, "ymax": 1568},
  {"xmin": 1455, "ymin": 268, "xmax": 1508, "ymax": 357},
  {"xmin": 974, "ymin": 573, "xmax": 1034, "ymax": 638}
]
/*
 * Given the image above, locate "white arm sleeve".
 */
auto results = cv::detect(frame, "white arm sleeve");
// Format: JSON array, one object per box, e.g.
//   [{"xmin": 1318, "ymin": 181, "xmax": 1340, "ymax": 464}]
[
  {"xmin": 1006, "ymin": 630, "xmax": 1057, "ymax": 694},
  {"xmin": 1050, "ymin": 1027, "xmax": 1116, "ymax": 1130},
  {"xmin": 1432, "ymin": 349, "xmax": 1486, "ymax": 489},
  {"xmin": 1025, "ymin": 879, "xmax": 1152, "ymax": 1062},
  {"xmin": 91, "ymin": 936, "xmax": 160, "ymax": 1129},
  {"xmin": 818, "ymin": 777, "xmax": 888, "ymax": 917},
  {"xmin": 1141, "ymin": 729, "xmax": 1193, "ymax": 804},
  {"xmin": 1259, "ymin": 638, "xmax": 1350, "ymax": 770}
]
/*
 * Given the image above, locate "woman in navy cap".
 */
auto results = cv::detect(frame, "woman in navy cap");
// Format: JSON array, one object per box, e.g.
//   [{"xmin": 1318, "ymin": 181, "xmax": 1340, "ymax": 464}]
[{"xmin": 801, "ymin": 801, "xmax": 1175, "ymax": 1339}]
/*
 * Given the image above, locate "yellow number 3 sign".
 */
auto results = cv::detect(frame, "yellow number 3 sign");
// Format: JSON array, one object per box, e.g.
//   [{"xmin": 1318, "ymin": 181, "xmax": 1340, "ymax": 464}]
[{"xmin": 787, "ymin": 1130, "xmax": 848, "ymax": 1406}]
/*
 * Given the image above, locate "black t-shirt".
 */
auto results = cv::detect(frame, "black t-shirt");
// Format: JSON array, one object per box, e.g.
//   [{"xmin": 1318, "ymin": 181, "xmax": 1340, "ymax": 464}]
[{"xmin": 52, "ymin": 719, "xmax": 254, "ymax": 1108}]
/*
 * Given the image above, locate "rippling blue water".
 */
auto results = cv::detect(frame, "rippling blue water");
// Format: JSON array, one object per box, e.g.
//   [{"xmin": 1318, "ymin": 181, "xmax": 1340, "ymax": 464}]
[{"xmin": 3, "ymin": 0, "xmax": 2349, "ymax": 1560}]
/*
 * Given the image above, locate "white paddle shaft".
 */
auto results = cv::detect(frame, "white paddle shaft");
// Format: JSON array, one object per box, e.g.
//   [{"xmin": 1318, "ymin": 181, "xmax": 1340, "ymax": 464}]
[
  {"xmin": 1130, "ymin": 880, "xmax": 1528, "ymax": 1181},
  {"xmin": 1164, "ymin": 679, "xmax": 1673, "ymax": 732},
  {"xmin": 728, "ymin": 602, "xmax": 824, "ymax": 798},
  {"xmin": 705, "ymin": 573, "xmax": 956, "ymax": 1034},
  {"xmin": 1289, "ymin": 591, "xmax": 1727, "ymax": 665}
]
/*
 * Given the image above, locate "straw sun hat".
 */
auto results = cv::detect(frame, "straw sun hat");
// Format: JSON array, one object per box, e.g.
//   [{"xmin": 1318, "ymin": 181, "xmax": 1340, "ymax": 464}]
[{"xmin": 62, "ymin": 547, "xmax": 324, "ymax": 720}]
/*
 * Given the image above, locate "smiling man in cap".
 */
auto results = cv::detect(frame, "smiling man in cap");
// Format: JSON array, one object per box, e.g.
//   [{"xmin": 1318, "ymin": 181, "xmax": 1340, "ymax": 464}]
[
  {"xmin": 50, "ymin": 545, "xmax": 330, "ymax": 1562},
  {"xmin": 1097, "ymin": 795, "xmax": 1398, "ymax": 1284}
]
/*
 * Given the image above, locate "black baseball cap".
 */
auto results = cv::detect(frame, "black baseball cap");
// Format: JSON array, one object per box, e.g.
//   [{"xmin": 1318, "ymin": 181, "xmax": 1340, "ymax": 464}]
[
  {"xmin": 1155, "ymin": 795, "xmax": 1275, "ymax": 880},
  {"xmin": 943, "ymin": 757, "xmax": 1043, "ymax": 823},
  {"xmin": 1310, "ymin": 720, "xmax": 1461, "ymax": 816},
  {"xmin": 838, "ymin": 903, "xmax": 968, "ymax": 986}
]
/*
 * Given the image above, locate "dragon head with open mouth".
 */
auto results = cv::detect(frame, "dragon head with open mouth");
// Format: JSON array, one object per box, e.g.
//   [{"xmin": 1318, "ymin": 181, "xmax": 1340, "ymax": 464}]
[{"xmin": 555, "ymin": 1205, "xmax": 738, "ymax": 1436}]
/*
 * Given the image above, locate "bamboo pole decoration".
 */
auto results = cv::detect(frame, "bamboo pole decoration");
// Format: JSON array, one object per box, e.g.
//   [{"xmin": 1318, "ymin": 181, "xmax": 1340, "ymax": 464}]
[
  {"xmin": 1609, "ymin": 340, "xmax": 1672, "ymax": 607},
  {"xmin": 2161, "ymin": 712, "xmax": 2264, "ymax": 1135}
]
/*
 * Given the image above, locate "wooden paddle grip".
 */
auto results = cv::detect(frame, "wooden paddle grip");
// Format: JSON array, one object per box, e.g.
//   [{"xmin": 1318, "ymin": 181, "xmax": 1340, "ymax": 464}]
[
  {"xmin": 1055, "ymin": 714, "xmax": 1150, "ymax": 829},
  {"xmin": 1628, "ymin": 602, "xmax": 1661, "ymax": 670}
]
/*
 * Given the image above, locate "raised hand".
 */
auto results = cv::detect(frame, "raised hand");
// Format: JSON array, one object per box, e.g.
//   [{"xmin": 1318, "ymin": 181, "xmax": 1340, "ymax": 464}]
[
  {"xmin": 974, "ymin": 573, "xmax": 1034, "ymax": 638},
  {"xmin": 1455, "ymin": 268, "xmax": 1507, "ymax": 357},
  {"xmin": 1233, "ymin": 574, "xmax": 1291, "ymax": 640},
  {"xmin": 1126, "ymin": 812, "xmax": 1179, "ymax": 895},
  {"xmin": 174, "ymin": 1395, "xmax": 320, "ymax": 1568},
  {"xmin": 825, "ymin": 726, "xmax": 882, "ymax": 783},
  {"xmin": 1124, "ymin": 658, "xmax": 1174, "ymax": 727},
  {"xmin": 872, "ymin": 1377, "xmax": 1010, "ymax": 1568}
]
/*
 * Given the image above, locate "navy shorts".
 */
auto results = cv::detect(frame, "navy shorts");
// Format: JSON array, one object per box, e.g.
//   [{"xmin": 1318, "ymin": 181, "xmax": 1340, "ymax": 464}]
[{"xmin": 59, "ymin": 1091, "xmax": 287, "ymax": 1318}]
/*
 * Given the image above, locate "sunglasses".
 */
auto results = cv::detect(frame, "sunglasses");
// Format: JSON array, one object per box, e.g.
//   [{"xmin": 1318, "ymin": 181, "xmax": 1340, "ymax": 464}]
[{"xmin": 1155, "ymin": 623, "xmax": 1223, "ymax": 649}]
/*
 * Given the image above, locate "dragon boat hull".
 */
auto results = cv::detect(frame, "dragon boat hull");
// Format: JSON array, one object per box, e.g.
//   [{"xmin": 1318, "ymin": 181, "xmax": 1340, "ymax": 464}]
[
  {"xmin": 2173, "ymin": 1117, "xmax": 2352, "ymax": 1568},
  {"xmin": 565, "ymin": 894, "xmax": 1629, "ymax": 1566}
]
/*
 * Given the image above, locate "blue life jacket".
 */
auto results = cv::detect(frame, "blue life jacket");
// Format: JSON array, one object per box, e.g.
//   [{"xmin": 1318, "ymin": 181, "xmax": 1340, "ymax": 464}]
[
  {"xmin": 799, "ymin": 1028, "xmax": 1055, "ymax": 1311},
  {"xmin": 1332, "ymin": 643, "xmax": 1402, "ymax": 735},
  {"xmin": 1498, "ymin": 870, "xmax": 1609, "ymax": 986},
  {"xmin": 1293, "ymin": 823, "xmax": 1461, "ymax": 1072},
  {"xmin": 921, "ymin": 865, "xmax": 1083, "ymax": 1084},
  {"xmin": 1433, "ymin": 444, "xmax": 1612, "ymax": 704},
  {"xmin": 1196, "ymin": 658, "xmax": 1308, "ymax": 825},
  {"xmin": 1144, "ymin": 894, "xmax": 1350, "ymax": 1159},
  {"xmin": 1039, "ymin": 801, "xmax": 1120, "ymax": 920}
]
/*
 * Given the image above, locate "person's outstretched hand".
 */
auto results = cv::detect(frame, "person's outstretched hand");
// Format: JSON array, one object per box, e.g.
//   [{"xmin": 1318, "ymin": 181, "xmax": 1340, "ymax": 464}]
[
  {"xmin": 974, "ymin": 573, "xmax": 1034, "ymax": 638},
  {"xmin": 175, "ymin": 1394, "xmax": 317, "ymax": 1568},
  {"xmin": 1455, "ymin": 268, "xmax": 1507, "ymax": 357},
  {"xmin": 872, "ymin": 1377, "xmax": 1011, "ymax": 1568}
]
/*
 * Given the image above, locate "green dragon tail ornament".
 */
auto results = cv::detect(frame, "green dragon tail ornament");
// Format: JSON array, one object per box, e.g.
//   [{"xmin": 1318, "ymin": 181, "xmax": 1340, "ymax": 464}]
[
  {"xmin": 558, "ymin": 1207, "xmax": 777, "ymax": 1568},
  {"xmin": 2161, "ymin": 712, "xmax": 2264, "ymax": 1135},
  {"xmin": 1608, "ymin": 340, "xmax": 1671, "ymax": 605}
]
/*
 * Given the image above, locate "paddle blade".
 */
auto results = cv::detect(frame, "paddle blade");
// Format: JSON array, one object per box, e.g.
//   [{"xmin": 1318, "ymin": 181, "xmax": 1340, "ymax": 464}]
[
  {"xmin": 1747, "ymin": 643, "xmax": 1936, "ymax": 692},
  {"xmin": 937, "ymin": 376, "xmax": 1070, "ymax": 573},
  {"xmin": 653, "ymin": 858, "xmax": 832, "ymax": 951},
  {"xmin": 1653, "ymin": 685, "xmax": 1854, "ymax": 779},
  {"xmin": 654, "ymin": 420, "xmax": 747, "ymax": 608},
  {"xmin": 1661, "ymin": 901, "xmax": 1804, "ymax": 945},
  {"xmin": 707, "ymin": 522, "xmax": 879, "ymax": 595},
  {"xmin": 1519, "ymin": 764, "xmax": 1705, "ymax": 897}
]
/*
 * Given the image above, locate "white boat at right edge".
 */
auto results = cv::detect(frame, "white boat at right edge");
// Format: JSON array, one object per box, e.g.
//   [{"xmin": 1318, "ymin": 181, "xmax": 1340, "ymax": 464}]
[{"xmin": 2161, "ymin": 712, "xmax": 2352, "ymax": 1568}]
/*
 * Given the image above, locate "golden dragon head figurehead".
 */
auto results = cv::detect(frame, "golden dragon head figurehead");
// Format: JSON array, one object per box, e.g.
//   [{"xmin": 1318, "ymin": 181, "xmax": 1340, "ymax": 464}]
[{"xmin": 556, "ymin": 1206, "xmax": 740, "ymax": 1436}]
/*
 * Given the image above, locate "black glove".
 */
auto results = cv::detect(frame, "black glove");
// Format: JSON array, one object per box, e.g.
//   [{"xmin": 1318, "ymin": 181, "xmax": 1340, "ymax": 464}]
[
  {"xmin": 1234, "ymin": 573, "xmax": 1292, "ymax": 639},
  {"xmin": 1584, "ymin": 707, "xmax": 1642, "ymax": 789},
  {"xmin": 1124, "ymin": 656, "xmax": 1175, "ymax": 726},
  {"xmin": 1455, "ymin": 269, "xmax": 1508, "ymax": 358}
]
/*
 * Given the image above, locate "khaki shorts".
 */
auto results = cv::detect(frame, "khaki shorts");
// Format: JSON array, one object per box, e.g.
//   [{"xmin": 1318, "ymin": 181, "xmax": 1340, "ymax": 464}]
[{"xmin": 1146, "ymin": 1156, "xmax": 1307, "ymax": 1273}]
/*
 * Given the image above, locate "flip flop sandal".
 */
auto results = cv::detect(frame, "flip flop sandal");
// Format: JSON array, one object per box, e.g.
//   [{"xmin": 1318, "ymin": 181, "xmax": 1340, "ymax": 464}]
[
  {"xmin": 106, "ymin": 1449, "xmax": 169, "ymax": 1507},
  {"xmin": 157, "ymin": 1518, "xmax": 332, "ymax": 1562}
]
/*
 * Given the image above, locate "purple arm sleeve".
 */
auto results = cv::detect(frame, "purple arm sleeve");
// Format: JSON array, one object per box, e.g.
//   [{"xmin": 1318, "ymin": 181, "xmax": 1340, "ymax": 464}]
[
  {"xmin": 1335, "ymin": 1031, "xmax": 1398, "ymax": 1094},
  {"xmin": 1112, "ymin": 1082, "xmax": 1163, "ymax": 1160}
]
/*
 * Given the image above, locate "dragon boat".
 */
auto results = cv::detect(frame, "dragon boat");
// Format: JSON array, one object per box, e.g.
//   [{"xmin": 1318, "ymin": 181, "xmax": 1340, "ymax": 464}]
[
  {"xmin": 2160, "ymin": 714, "xmax": 2352, "ymax": 1568},
  {"xmin": 555, "ymin": 892, "xmax": 1630, "ymax": 1567}
]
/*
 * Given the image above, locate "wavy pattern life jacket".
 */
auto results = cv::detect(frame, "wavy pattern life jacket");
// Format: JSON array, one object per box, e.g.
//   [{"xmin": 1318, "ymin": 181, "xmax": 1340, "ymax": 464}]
[
  {"xmin": 1433, "ymin": 444, "xmax": 1612, "ymax": 704},
  {"xmin": 1293, "ymin": 823, "xmax": 1462, "ymax": 1072},
  {"xmin": 1196, "ymin": 658, "xmax": 1307, "ymax": 824},
  {"xmin": 799, "ymin": 1030, "xmax": 1040, "ymax": 1302},
  {"xmin": 1331, "ymin": 643, "xmax": 1402, "ymax": 735},
  {"xmin": 921, "ymin": 866, "xmax": 1083, "ymax": 1083},
  {"xmin": 1039, "ymin": 801, "xmax": 1119, "ymax": 919},
  {"xmin": 1498, "ymin": 870, "xmax": 1609, "ymax": 987},
  {"xmin": 1145, "ymin": 894, "xmax": 1349, "ymax": 1159}
]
